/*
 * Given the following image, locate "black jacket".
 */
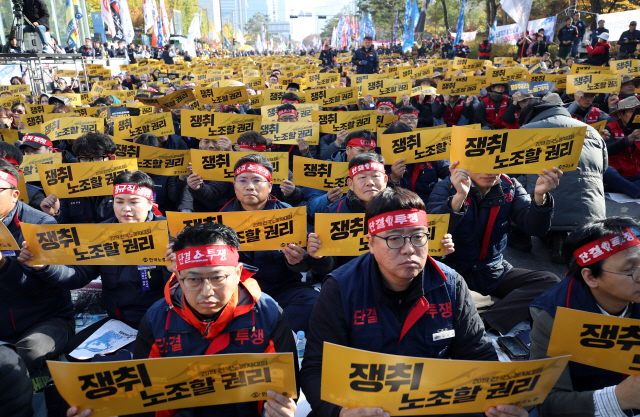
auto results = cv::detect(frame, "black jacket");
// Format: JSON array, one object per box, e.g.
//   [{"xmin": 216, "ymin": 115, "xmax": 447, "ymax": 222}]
[
  {"xmin": 23, "ymin": 0, "xmax": 50, "ymax": 29},
  {"xmin": 558, "ymin": 25, "xmax": 578, "ymax": 44},
  {"xmin": 161, "ymin": 50, "xmax": 175, "ymax": 65},
  {"xmin": 319, "ymin": 50, "xmax": 333, "ymax": 66},
  {"xmin": 618, "ymin": 29, "xmax": 640, "ymax": 53}
]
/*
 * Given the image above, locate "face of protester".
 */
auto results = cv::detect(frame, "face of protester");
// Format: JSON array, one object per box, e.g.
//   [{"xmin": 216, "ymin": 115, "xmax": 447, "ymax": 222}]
[
  {"xmin": 566, "ymin": 19, "xmax": 572, "ymax": 27},
  {"xmin": 599, "ymin": 21, "xmax": 605, "ymax": 28},
  {"xmin": 278, "ymin": 113, "xmax": 298, "ymax": 123},
  {"xmin": 347, "ymin": 169, "xmax": 387, "ymax": 204},
  {"xmin": 233, "ymin": 172, "xmax": 273, "ymax": 211},
  {"xmin": 621, "ymin": 82, "xmax": 636, "ymax": 95},
  {"xmin": 398, "ymin": 113, "xmax": 418, "ymax": 129},
  {"xmin": 377, "ymin": 103, "xmax": 395, "ymax": 115},
  {"xmin": 178, "ymin": 263, "xmax": 243, "ymax": 316},
  {"xmin": 114, "ymin": 192, "xmax": 153, "ymax": 223},
  {"xmin": 85, "ymin": 39, "xmax": 92, "ymax": 48},
  {"xmin": 0, "ymin": 174, "xmax": 19, "ymax": 219},
  {"xmin": 492, "ymin": 85, "xmax": 506, "ymax": 94},
  {"xmin": 23, "ymin": 145, "xmax": 52, "ymax": 155},
  {"xmin": 469, "ymin": 172, "xmax": 500, "ymax": 192},
  {"xmin": 345, "ymin": 145, "xmax": 375, "ymax": 162},
  {"xmin": 270, "ymin": 76, "xmax": 278, "ymax": 83},
  {"xmin": 368, "ymin": 225, "xmax": 429, "ymax": 290},
  {"xmin": 621, "ymin": 107, "xmax": 637, "ymax": 125},
  {"xmin": 40, "ymin": 95, "xmax": 49, "ymax": 105},
  {"xmin": 199, "ymin": 138, "xmax": 218, "ymax": 151},
  {"xmin": 363, "ymin": 39, "xmax": 372, "ymax": 49},
  {"xmin": 578, "ymin": 93, "xmax": 596, "ymax": 110}
]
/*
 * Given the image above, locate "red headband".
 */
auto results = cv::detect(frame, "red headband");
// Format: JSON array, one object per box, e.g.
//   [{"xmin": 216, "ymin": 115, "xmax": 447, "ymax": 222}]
[
  {"xmin": 234, "ymin": 162, "xmax": 272, "ymax": 182},
  {"xmin": 2, "ymin": 156, "xmax": 20, "ymax": 167},
  {"xmin": 398, "ymin": 109, "xmax": 419, "ymax": 117},
  {"xmin": 0, "ymin": 170, "xmax": 18, "ymax": 188},
  {"xmin": 148, "ymin": 86, "xmax": 159, "ymax": 93},
  {"xmin": 113, "ymin": 183, "xmax": 154, "ymax": 200},
  {"xmin": 239, "ymin": 143, "xmax": 267, "ymax": 152},
  {"xmin": 175, "ymin": 245, "xmax": 240, "ymax": 271},
  {"xmin": 573, "ymin": 228, "xmax": 640, "ymax": 266},
  {"xmin": 278, "ymin": 108, "xmax": 297, "ymax": 118},
  {"xmin": 376, "ymin": 101, "xmax": 396, "ymax": 112},
  {"xmin": 347, "ymin": 138, "xmax": 377, "ymax": 149},
  {"xmin": 368, "ymin": 209, "xmax": 429, "ymax": 236},
  {"xmin": 282, "ymin": 99, "xmax": 299, "ymax": 104},
  {"xmin": 22, "ymin": 134, "xmax": 53, "ymax": 147},
  {"xmin": 349, "ymin": 161, "xmax": 385, "ymax": 179}
]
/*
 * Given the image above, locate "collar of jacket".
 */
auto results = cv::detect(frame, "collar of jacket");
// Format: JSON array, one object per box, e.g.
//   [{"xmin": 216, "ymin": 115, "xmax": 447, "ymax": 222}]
[
  {"xmin": 2, "ymin": 200, "xmax": 19, "ymax": 228},
  {"xmin": 345, "ymin": 189, "xmax": 367, "ymax": 213},
  {"xmin": 373, "ymin": 257, "xmax": 425, "ymax": 308},
  {"xmin": 469, "ymin": 178, "xmax": 509, "ymax": 206}
]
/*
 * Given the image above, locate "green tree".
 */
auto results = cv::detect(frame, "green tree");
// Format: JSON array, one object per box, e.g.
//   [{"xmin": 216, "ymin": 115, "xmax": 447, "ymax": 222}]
[
  {"xmin": 319, "ymin": 5, "xmax": 352, "ymax": 40},
  {"xmin": 244, "ymin": 12, "xmax": 269, "ymax": 42}
]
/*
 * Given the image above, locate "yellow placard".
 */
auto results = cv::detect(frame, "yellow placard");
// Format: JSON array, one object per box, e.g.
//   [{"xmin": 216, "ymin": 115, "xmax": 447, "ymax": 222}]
[
  {"xmin": 49, "ymin": 353, "xmax": 296, "ymax": 417},
  {"xmin": 194, "ymin": 86, "xmax": 249, "ymax": 105},
  {"xmin": 135, "ymin": 89, "xmax": 196, "ymax": 109},
  {"xmin": 304, "ymin": 87, "xmax": 359, "ymax": 106},
  {"xmin": 312, "ymin": 110, "xmax": 377, "ymax": 134},
  {"xmin": 73, "ymin": 107, "xmax": 104, "ymax": 117},
  {"xmin": 262, "ymin": 89, "xmax": 307, "ymax": 105},
  {"xmin": 314, "ymin": 213, "xmax": 369, "ymax": 256},
  {"xmin": 113, "ymin": 139, "xmax": 190, "ymax": 176},
  {"xmin": 494, "ymin": 57, "xmax": 514, "ymax": 65},
  {"xmin": 26, "ymin": 104, "xmax": 56, "ymax": 114},
  {"xmin": 36, "ymin": 117, "xmax": 100, "ymax": 142},
  {"xmin": 113, "ymin": 113, "xmax": 174, "ymax": 139},
  {"xmin": 362, "ymin": 78, "xmax": 412, "ymax": 98},
  {"xmin": 261, "ymin": 103, "xmax": 319, "ymax": 121},
  {"xmin": 0, "ymin": 221, "xmax": 19, "ymax": 251},
  {"xmin": 436, "ymin": 80, "xmax": 480, "ymax": 95},
  {"xmin": 321, "ymin": 342, "xmax": 570, "ymax": 415},
  {"xmin": 570, "ymin": 64, "xmax": 617, "ymax": 75},
  {"xmin": 399, "ymin": 66, "xmax": 434, "ymax": 80},
  {"xmin": 544, "ymin": 74, "xmax": 567, "ymax": 89},
  {"xmin": 427, "ymin": 58, "xmax": 449, "ymax": 66},
  {"xmin": 17, "ymin": 174, "xmax": 29, "ymax": 204},
  {"xmin": 610, "ymin": 59, "xmax": 640, "ymax": 76},
  {"xmin": 166, "ymin": 207, "xmax": 307, "ymax": 251},
  {"xmin": 487, "ymin": 68, "xmax": 526, "ymax": 83},
  {"xmin": 0, "ymin": 96, "xmax": 22, "ymax": 108},
  {"xmin": 292, "ymin": 156, "xmax": 349, "ymax": 192},
  {"xmin": 56, "ymin": 94, "xmax": 83, "ymax": 106},
  {"xmin": 21, "ymin": 221, "xmax": 169, "ymax": 266},
  {"xmin": 567, "ymin": 74, "xmax": 620, "ymax": 94},
  {"xmin": 450, "ymin": 126, "xmax": 586, "ymax": 174},
  {"xmin": 453, "ymin": 57, "xmax": 485, "ymax": 70},
  {"xmin": 39, "ymin": 159, "xmax": 138, "ymax": 198},
  {"xmin": 104, "ymin": 90, "xmax": 137, "ymax": 102},
  {"xmin": 588, "ymin": 120, "xmax": 607, "ymax": 135},
  {"xmin": 522, "ymin": 56, "xmax": 542, "ymax": 65},
  {"xmin": 243, "ymin": 76, "xmax": 266, "ymax": 90},
  {"xmin": 380, "ymin": 127, "xmax": 451, "ymax": 165},
  {"xmin": 0, "ymin": 84, "xmax": 31, "ymax": 95},
  {"xmin": 451, "ymin": 76, "xmax": 489, "ymax": 88},
  {"xmin": 181, "ymin": 110, "xmax": 262, "ymax": 142},
  {"xmin": 425, "ymin": 213, "xmax": 450, "ymax": 255},
  {"xmin": 548, "ymin": 307, "xmax": 640, "ymax": 375},
  {"xmin": 260, "ymin": 122, "xmax": 319, "ymax": 145},
  {"xmin": 189, "ymin": 149, "xmax": 289, "ymax": 184},
  {"xmin": 54, "ymin": 69, "xmax": 78, "ymax": 77},
  {"xmin": 249, "ymin": 94, "xmax": 264, "ymax": 109},
  {"xmin": 306, "ymin": 73, "xmax": 340, "ymax": 88},
  {"xmin": 21, "ymin": 112, "xmax": 79, "ymax": 129},
  {"xmin": 20, "ymin": 153, "xmax": 62, "ymax": 182},
  {"xmin": 0, "ymin": 129, "xmax": 20, "ymax": 143},
  {"xmin": 376, "ymin": 114, "xmax": 398, "ymax": 129},
  {"xmin": 411, "ymin": 85, "xmax": 437, "ymax": 97}
]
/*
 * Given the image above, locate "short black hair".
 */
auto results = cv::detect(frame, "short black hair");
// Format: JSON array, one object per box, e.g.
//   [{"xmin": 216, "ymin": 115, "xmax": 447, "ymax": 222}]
[
  {"xmin": 0, "ymin": 141, "xmax": 24, "ymax": 165},
  {"xmin": 73, "ymin": 132, "xmax": 117, "ymax": 157},
  {"xmin": 383, "ymin": 121, "xmax": 412, "ymax": 134},
  {"xmin": 348, "ymin": 152, "xmax": 385, "ymax": 170},
  {"xmin": 397, "ymin": 106, "xmax": 418, "ymax": 116},
  {"xmin": 136, "ymin": 134, "xmax": 160, "ymax": 147},
  {"xmin": 564, "ymin": 217, "xmax": 640, "ymax": 281},
  {"xmin": 365, "ymin": 187, "xmax": 426, "ymax": 225},
  {"xmin": 91, "ymin": 97, "xmax": 110, "ymax": 107},
  {"xmin": 237, "ymin": 131, "xmax": 268, "ymax": 146},
  {"xmin": 222, "ymin": 106, "xmax": 241, "ymax": 114},
  {"xmin": 375, "ymin": 97, "xmax": 396, "ymax": 107},
  {"xmin": 331, "ymin": 105, "xmax": 348, "ymax": 112},
  {"xmin": 0, "ymin": 158, "xmax": 20, "ymax": 189},
  {"xmin": 345, "ymin": 129, "xmax": 376, "ymax": 144},
  {"xmin": 287, "ymin": 82, "xmax": 300, "ymax": 90},
  {"xmin": 518, "ymin": 98, "xmax": 545, "ymax": 126},
  {"xmin": 233, "ymin": 153, "xmax": 273, "ymax": 174},
  {"xmin": 281, "ymin": 92, "xmax": 299, "ymax": 103},
  {"xmin": 113, "ymin": 170, "xmax": 155, "ymax": 190},
  {"xmin": 173, "ymin": 222, "xmax": 241, "ymax": 253}
]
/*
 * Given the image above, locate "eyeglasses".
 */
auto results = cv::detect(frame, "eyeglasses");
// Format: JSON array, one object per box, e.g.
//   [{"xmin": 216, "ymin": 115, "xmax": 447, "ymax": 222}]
[
  {"xmin": 235, "ymin": 177, "xmax": 269, "ymax": 187},
  {"xmin": 399, "ymin": 116, "xmax": 418, "ymax": 122},
  {"xmin": 372, "ymin": 232, "xmax": 430, "ymax": 249},
  {"xmin": 601, "ymin": 265, "xmax": 640, "ymax": 282},
  {"xmin": 279, "ymin": 116, "xmax": 298, "ymax": 122},
  {"xmin": 77, "ymin": 154, "xmax": 110, "ymax": 163},
  {"xmin": 180, "ymin": 273, "xmax": 230, "ymax": 290}
]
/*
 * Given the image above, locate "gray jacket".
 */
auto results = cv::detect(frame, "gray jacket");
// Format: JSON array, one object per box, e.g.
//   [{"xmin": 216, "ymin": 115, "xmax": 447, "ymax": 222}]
[{"xmin": 519, "ymin": 105, "xmax": 607, "ymax": 231}]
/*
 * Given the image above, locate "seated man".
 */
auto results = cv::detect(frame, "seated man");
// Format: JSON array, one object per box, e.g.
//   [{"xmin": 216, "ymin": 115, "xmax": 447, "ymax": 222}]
[
  {"xmin": 68, "ymin": 222, "xmax": 298, "ymax": 417},
  {"xmin": 530, "ymin": 217, "xmax": 640, "ymax": 416},
  {"xmin": 427, "ymin": 159, "xmax": 562, "ymax": 334},
  {"xmin": 432, "ymin": 93, "xmax": 475, "ymax": 126},
  {"xmin": 0, "ymin": 141, "xmax": 47, "ymax": 212},
  {"xmin": 301, "ymin": 187, "xmax": 524, "ymax": 417},
  {"xmin": 603, "ymin": 96, "xmax": 640, "ymax": 198},
  {"xmin": 477, "ymin": 82, "xmax": 511, "ymax": 129}
]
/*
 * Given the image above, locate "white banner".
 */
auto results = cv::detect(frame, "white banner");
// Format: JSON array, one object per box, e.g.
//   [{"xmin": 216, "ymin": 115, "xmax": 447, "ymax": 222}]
[
  {"xmin": 494, "ymin": 17, "xmax": 557, "ymax": 45},
  {"xmin": 597, "ymin": 9, "xmax": 640, "ymax": 42},
  {"xmin": 0, "ymin": 65, "xmax": 21, "ymax": 85},
  {"xmin": 449, "ymin": 31, "xmax": 477, "ymax": 41},
  {"xmin": 500, "ymin": 0, "xmax": 533, "ymax": 34},
  {"xmin": 117, "ymin": 0, "xmax": 135, "ymax": 43}
]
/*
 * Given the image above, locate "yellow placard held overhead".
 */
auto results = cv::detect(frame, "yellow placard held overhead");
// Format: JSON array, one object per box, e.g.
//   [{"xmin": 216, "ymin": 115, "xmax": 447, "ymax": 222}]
[
  {"xmin": 48, "ymin": 353, "xmax": 297, "ymax": 417},
  {"xmin": 113, "ymin": 113, "xmax": 174, "ymax": 139},
  {"xmin": 194, "ymin": 86, "xmax": 249, "ymax": 105},
  {"xmin": 261, "ymin": 103, "xmax": 319, "ymax": 121},
  {"xmin": 0, "ymin": 96, "xmax": 23, "ymax": 108},
  {"xmin": 180, "ymin": 110, "xmax": 262, "ymax": 142},
  {"xmin": 135, "ymin": 88, "xmax": 196, "ymax": 109},
  {"xmin": 570, "ymin": 64, "xmax": 617, "ymax": 75},
  {"xmin": 376, "ymin": 114, "xmax": 398, "ymax": 129},
  {"xmin": 379, "ymin": 128, "xmax": 452, "ymax": 165},
  {"xmin": 453, "ymin": 57, "xmax": 485, "ymax": 70},
  {"xmin": 113, "ymin": 139, "xmax": 190, "ymax": 176},
  {"xmin": 411, "ymin": 85, "xmax": 437, "ymax": 97},
  {"xmin": 450, "ymin": 126, "xmax": 586, "ymax": 174},
  {"xmin": 312, "ymin": 110, "xmax": 377, "ymax": 134},
  {"xmin": 262, "ymin": 89, "xmax": 307, "ymax": 105},
  {"xmin": 306, "ymin": 72, "xmax": 340, "ymax": 88},
  {"xmin": 20, "ymin": 153, "xmax": 62, "ymax": 182},
  {"xmin": 0, "ymin": 222, "xmax": 19, "ymax": 251},
  {"xmin": 544, "ymin": 74, "xmax": 567, "ymax": 89},
  {"xmin": 38, "ymin": 117, "xmax": 100, "ymax": 142},
  {"xmin": 166, "ymin": 207, "xmax": 307, "ymax": 251},
  {"xmin": 436, "ymin": 80, "xmax": 480, "ymax": 95},
  {"xmin": 314, "ymin": 213, "xmax": 370, "ymax": 256},
  {"xmin": 21, "ymin": 221, "xmax": 170, "ymax": 266},
  {"xmin": 567, "ymin": 74, "xmax": 621, "ymax": 94},
  {"xmin": 610, "ymin": 59, "xmax": 640, "ymax": 76},
  {"xmin": 494, "ymin": 57, "xmax": 514, "ymax": 65},
  {"xmin": 292, "ymin": 156, "xmax": 349, "ymax": 192},
  {"xmin": 487, "ymin": 67, "xmax": 526, "ymax": 83},
  {"xmin": 361, "ymin": 78, "xmax": 412, "ymax": 98},
  {"xmin": 21, "ymin": 113, "xmax": 78, "ymax": 129},
  {"xmin": 189, "ymin": 149, "xmax": 289, "ymax": 184},
  {"xmin": 53, "ymin": 69, "xmax": 78, "ymax": 78},
  {"xmin": 26, "ymin": 104, "xmax": 56, "ymax": 114},
  {"xmin": 522, "ymin": 56, "xmax": 542, "ymax": 65},
  {"xmin": 304, "ymin": 87, "xmax": 359, "ymax": 106},
  {"xmin": 321, "ymin": 342, "xmax": 570, "ymax": 416},
  {"xmin": 547, "ymin": 307, "xmax": 640, "ymax": 375},
  {"xmin": 260, "ymin": 122, "xmax": 320, "ymax": 145},
  {"xmin": 0, "ymin": 84, "xmax": 31, "ymax": 95},
  {"xmin": 39, "ymin": 159, "xmax": 138, "ymax": 198}
]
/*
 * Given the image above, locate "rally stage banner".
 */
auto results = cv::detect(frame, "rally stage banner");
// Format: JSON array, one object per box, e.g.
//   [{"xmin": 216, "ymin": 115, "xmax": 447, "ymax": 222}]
[
  {"xmin": 313, "ymin": 213, "xmax": 449, "ymax": 257},
  {"xmin": 113, "ymin": 113, "xmax": 174, "ymax": 139},
  {"xmin": 321, "ymin": 343, "xmax": 569, "ymax": 415},
  {"xmin": 450, "ymin": 126, "xmax": 586, "ymax": 174},
  {"xmin": 261, "ymin": 104, "xmax": 319, "ymax": 122},
  {"xmin": 21, "ymin": 153, "xmax": 62, "ymax": 182},
  {"xmin": 166, "ymin": 207, "xmax": 307, "ymax": 251},
  {"xmin": 312, "ymin": 110, "xmax": 377, "ymax": 134},
  {"xmin": 292, "ymin": 156, "xmax": 349, "ymax": 192},
  {"xmin": 194, "ymin": 86, "xmax": 249, "ymax": 105},
  {"xmin": 260, "ymin": 122, "xmax": 319, "ymax": 145},
  {"xmin": 436, "ymin": 80, "xmax": 480, "ymax": 96},
  {"xmin": 379, "ymin": 128, "xmax": 452, "ymax": 165},
  {"xmin": 49, "ymin": 352, "xmax": 297, "ymax": 417},
  {"xmin": 189, "ymin": 150, "xmax": 289, "ymax": 184},
  {"xmin": 304, "ymin": 87, "xmax": 358, "ymax": 107},
  {"xmin": 567, "ymin": 74, "xmax": 621, "ymax": 94},
  {"xmin": 113, "ymin": 139, "xmax": 190, "ymax": 176},
  {"xmin": 181, "ymin": 110, "xmax": 262, "ymax": 142},
  {"xmin": 39, "ymin": 159, "xmax": 138, "ymax": 198},
  {"xmin": 21, "ymin": 221, "xmax": 170, "ymax": 266},
  {"xmin": 547, "ymin": 307, "xmax": 640, "ymax": 375}
]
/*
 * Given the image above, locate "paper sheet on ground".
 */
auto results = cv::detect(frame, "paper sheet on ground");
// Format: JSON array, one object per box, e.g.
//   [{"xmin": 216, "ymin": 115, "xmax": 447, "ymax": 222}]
[{"xmin": 69, "ymin": 319, "xmax": 137, "ymax": 359}]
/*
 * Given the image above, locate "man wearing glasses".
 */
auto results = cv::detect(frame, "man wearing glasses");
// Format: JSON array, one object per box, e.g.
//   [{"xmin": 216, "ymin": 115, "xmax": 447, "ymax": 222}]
[
  {"xmin": 617, "ymin": 21, "xmax": 640, "ymax": 60},
  {"xmin": 427, "ymin": 161, "xmax": 562, "ymax": 334}
]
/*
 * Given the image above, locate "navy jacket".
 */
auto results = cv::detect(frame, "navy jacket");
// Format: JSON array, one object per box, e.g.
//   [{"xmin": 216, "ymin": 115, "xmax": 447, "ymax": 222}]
[
  {"xmin": 59, "ymin": 195, "xmax": 114, "ymax": 224},
  {"xmin": 427, "ymin": 175, "xmax": 554, "ymax": 295},
  {"xmin": 0, "ymin": 202, "xmax": 74, "ymax": 340},
  {"xmin": 28, "ymin": 213, "xmax": 170, "ymax": 329},
  {"xmin": 558, "ymin": 25, "xmax": 579, "ymax": 44},
  {"xmin": 352, "ymin": 47, "xmax": 379, "ymax": 74},
  {"xmin": 397, "ymin": 160, "xmax": 450, "ymax": 204},
  {"xmin": 618, "ymin": 29, "xmax": 640, "ymax": 53}
]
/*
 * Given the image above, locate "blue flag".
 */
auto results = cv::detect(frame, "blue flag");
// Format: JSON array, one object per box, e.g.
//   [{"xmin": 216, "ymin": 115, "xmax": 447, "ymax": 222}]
[
  {"xmin": 488, "ymin": 14, "xmax": 497, "ymax": 43},
  {"xmin": 393, "ymin": 10, "xmax": 399, "ymax": 44},
  {"xmin": 454, "ymin": 0, "xmax": 466, "ymax": 45},
  {"xmin": 412, "ymin": 0, "xmax": 420, "ymax": 30},
  {"xmin": 401, "ymin": 0, "xmax": 414, "ymax": 52}
]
